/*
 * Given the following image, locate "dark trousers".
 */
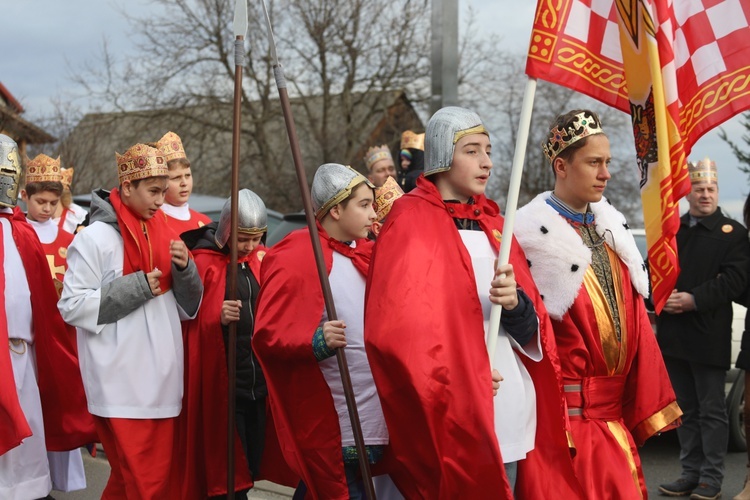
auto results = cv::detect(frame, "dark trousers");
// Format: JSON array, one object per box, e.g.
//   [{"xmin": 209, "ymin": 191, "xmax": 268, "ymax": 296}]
[
  {"xmin": 664, "ymin": 356, "xmax": 728, "ymax": 488},
  {"xmin": 236, "ymin": 397, "xmax": 267, "ymax": 479},
  {"xmin": 210, "ymin": 398, "xmax": 267, "ymax": 500}
]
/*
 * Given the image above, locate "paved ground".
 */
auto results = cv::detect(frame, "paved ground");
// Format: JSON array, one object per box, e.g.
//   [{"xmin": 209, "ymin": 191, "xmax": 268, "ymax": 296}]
[{"xmin": 54, "ymin": 432, "xmax": 747, "ymax": 499}]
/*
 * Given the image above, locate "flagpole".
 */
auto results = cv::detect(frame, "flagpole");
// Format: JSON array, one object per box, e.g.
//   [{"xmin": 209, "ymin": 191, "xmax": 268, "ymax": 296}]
[
  {"xmin": 259, "ymin": 2, "xmax": 376, "ymax": 497},
  {"xmin": 487, "ymin": 77, "xmax": 537, "ymax": 361},
  {"xmin": 226, "ymin": 0, "xmax": 247, "ymax": 497}
]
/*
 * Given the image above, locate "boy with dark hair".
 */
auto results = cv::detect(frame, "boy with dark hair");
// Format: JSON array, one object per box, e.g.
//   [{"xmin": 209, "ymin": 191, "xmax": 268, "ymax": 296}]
[
  {"xmin": 156, "ymin": 131, "xmax": 212, "ymax": 233},
  {"xmin": 22, "ymin": 153, "xmax": 88, "ymax": 493},
  {"xmin": 253, "ymin": 163, "xmax": 386, "ymax": 498},
  {"xmin": 59, "ymin": 142, "xmax": 203, "ymax": 499},
  {"xmin": 365, "ymin": 107, "xmax": 580, "ymax": 499},
  {"xmin": 22, "ymin": 154, "xmax": 74, "ymax": 296},
  {"xmin": 0, "ymin": 136, "xmax": 95, "ymax": 499}
]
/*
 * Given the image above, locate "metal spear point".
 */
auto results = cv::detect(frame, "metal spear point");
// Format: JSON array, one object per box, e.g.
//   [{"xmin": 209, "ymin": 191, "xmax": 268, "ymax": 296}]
[
  {"xmin": 259, "ymin": 1, "xmax": 377, "ymax": 498},
  {"xmin": 226, "ymin": 1, "xmax": 248, "ymax": 498}
]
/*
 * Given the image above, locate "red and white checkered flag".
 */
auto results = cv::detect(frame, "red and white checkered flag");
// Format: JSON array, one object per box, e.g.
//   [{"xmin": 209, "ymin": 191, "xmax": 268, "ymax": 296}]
[{"xmin": 526, "ymin": 0, "xmax": 750, "ymax": 312}]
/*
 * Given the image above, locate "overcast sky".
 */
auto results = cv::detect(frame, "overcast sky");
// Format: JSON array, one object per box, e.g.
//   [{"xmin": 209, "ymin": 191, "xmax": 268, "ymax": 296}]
[{"xmin": 5, "ymin": 0, "xmax": 748, "ymax": 218}]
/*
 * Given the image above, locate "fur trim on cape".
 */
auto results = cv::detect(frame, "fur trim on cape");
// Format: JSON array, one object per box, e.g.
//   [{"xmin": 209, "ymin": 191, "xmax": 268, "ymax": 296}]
[{"xmin": 514, "ymin": 192, "xmax": 649, "ymax": 320}]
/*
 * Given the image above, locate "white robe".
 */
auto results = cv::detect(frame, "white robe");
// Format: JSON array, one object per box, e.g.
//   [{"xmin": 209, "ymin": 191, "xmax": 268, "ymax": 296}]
[
  {"xmin": 0, "ymin": 212, "xmax": 53, "ymax": 499},
  {"xmin": 459, "ymin": 230, "xmax": 542, "ymax": 463},
  {"xmin": 318, "ymin": 245, "xmax": 389, "ymax": 447},
  {"xmin": 58, "ymin": 220, "xmax": 194, "ymax": 418}
]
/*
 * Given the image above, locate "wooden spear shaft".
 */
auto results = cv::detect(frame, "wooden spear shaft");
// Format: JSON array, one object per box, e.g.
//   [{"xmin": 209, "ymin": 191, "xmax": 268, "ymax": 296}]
[
  {"xmin": 260, "ymin": 3, "xmax": 376, "ymax": 497},
  {"xmin": 276, "ymin": 74, "xmax": 376, "ymax": 500},
  {"xmin": 227, "ymin": 1, "xmax": 248, "ymax": 497}
]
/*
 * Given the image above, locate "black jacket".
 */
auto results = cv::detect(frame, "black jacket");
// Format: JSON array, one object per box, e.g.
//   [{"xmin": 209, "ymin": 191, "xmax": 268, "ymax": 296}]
[
  {"xmin": 183, "ymin": 223, "xmax": 267, "ymax": 402},
  {"xmin": 657, "ymin": 208, "xmax": 750, "ymax": 369}
]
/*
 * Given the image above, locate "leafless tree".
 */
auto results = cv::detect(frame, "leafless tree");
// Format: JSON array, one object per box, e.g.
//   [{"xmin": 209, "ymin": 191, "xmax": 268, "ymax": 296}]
[
  {"xmin": 43, "ymin": 0, "xmax": 642, "ymax": 218},
  {"xmin": 57, "ymin": 0, "xmax": 430, "ymax": 210}
]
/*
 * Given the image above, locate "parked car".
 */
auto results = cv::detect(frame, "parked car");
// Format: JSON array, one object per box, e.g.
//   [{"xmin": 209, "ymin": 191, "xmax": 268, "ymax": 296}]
[
  {"xmin": 631, "ymin": 228, "xmax": 746, "ymax": 451},
  {"xmin": 72, "ymin": 192, "xmax": 283, "ymax": 232},
  {"xmin": 267, "ymin": 211, "xmax": 306, "ymax": 247}
]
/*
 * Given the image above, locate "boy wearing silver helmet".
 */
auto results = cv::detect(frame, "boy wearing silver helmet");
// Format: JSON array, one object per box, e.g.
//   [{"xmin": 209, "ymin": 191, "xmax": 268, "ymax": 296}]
[
  {"xmin": 178, "ymin": 189, "xmax": 271, "ymax": 498},
  {"xmin": 0, "ymin": 134, "xmax": 95, "ymax": 499},
  {"xmin": 254, "ymin": 164, "xmax": 389, "ymax": 498},
  {"xmin": 365, "ymin": 107, "xmax": 581, "ymax": 498}
]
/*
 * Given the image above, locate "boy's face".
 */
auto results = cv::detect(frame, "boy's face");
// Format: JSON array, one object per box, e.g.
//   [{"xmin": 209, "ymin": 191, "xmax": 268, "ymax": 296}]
[
  {"xmin": 435, "ymin": 133, "xmax": 492, "ymax": 202},
  {"xmin": 22, "ymin": 190, "xmax": 60, "ymax": 222},
  {"xmin": 122, "ymin": 177, "xmax": 168, "ymax": 220},
  {"xmin": 236, "ymin": 233, "xmax": 263, "ymax": 257},
  {"xmin": 330, "ymin": 183, "xmax": 377, "ymax": 241},
  {"xmin": 166, "ymin": 164, "xmax": 193, "ymax": 206},
  {"xmin": 553, "ymin": 134, "xmax": 611, "ymax": 211}
]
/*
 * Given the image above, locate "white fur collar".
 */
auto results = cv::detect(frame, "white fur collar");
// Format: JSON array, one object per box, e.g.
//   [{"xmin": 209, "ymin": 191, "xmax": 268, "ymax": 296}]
[{"xmin": 514, "ymin": 192, "xmax": 649, "ymax": 320}]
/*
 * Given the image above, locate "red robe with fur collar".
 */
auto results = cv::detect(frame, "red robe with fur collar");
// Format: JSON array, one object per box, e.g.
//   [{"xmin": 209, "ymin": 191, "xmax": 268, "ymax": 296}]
[{"xmin": 515, "ymin": 192, "xmax": 681, "ymax": 499}]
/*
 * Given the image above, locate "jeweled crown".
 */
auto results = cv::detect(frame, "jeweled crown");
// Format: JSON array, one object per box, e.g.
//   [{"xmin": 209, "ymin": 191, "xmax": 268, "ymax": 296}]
[
  {"xmin": 157, "ymin": 131, "xmax": 187, "ymax": 163},
  {"xmin": 543, "ymin": 111, "xmax": 604, "ymax": 162},
  {"xmin": 400, "ymin": 130, "xmax": 425, "ymax": 151},
  {"xmin": 688, "ymin": 156, "xmax": 718, "ymax": 183},
  {"xmin": 374, "ymin": 176, "xmax": 404, "ymax": 222},
  {"xmin": 26, "ymin": 154, "xmax": 62, "ymax": 183},
  {"xmin": 115, "ymin": 144, "xmax": 168, "ymax": 184},
  {"xmin": 364, "ymin": 145, "xmax": 393, "ymax": 170},
  {"xmin": 60, "ymin": 167, "xmax": 74, "ymax": 189}
]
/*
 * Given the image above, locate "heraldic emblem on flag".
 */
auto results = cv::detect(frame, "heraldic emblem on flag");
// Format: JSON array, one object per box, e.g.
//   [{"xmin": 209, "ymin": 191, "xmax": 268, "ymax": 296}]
[{"xmin": 526, "ymin": 0, "xmax": 750, "ymax": 312}]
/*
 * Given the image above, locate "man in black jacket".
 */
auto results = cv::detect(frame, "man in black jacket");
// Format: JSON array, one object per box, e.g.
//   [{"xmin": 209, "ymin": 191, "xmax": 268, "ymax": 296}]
[{"xmin": 658, "ymin": 157, "xmax": 750, "ymax": 500}]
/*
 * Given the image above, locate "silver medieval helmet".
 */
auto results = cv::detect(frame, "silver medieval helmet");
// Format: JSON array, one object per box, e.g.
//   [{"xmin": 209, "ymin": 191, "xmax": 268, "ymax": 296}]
[
  {"xmin": 215, "ymin": 188, "xmax": 268, "ymax": 249},
  {"xmin": 424, "ymin": 106, "xmax": 489, "ymax": 176},
  {"xmin": 0, "ymin": 134, "xmax": 22, "ymax": 208},
  {"xmin": 311, "ymin": 163, "xmax": 374, "ymax": 220}
]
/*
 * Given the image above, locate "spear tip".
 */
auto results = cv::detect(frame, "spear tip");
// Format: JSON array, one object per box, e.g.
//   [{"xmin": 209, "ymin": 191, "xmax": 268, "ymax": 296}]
[
  {"xmin": 260, "ymin": 0, "xmax": 279, "ymax": 65},
  {"xmin": 233, "ymin": 0, "xmax": 248, "ymax": 38}
]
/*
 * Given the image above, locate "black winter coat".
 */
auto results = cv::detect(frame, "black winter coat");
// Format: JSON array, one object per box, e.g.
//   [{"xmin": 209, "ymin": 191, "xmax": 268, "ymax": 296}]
[{"xmin": 657, "ymin": 208, "xmax": 750, "ymax": 369}]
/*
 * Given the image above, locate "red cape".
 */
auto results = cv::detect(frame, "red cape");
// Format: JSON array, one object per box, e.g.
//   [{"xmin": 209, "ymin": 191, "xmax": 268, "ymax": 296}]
[
  {"xmin": 0, "ymin": 207, "xmax": 96, "ymax": 455},
  {"xmin": 177, "ymin": 247, "xmax": 256, "ymax": 498},
  {"xmin": 364, "ymin": 177, "xmax": 583, "ymax": 499},
  {"xmin": 178, "ymin": 243, "xmax": 297, "ymax": 497},
  {"xmin": 253, "ymin": 225, "xmax": 373, "ymax": 499}
]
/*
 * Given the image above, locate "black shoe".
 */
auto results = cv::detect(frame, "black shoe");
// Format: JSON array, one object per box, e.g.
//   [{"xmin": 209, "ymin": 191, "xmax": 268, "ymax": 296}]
[
  {"xmin": 689, "ymin": 483, "xmax": 721, "ymax": 500},
  {"xmin": 659, "ymin": 478, "xmax": 700, "ymax": 496}
]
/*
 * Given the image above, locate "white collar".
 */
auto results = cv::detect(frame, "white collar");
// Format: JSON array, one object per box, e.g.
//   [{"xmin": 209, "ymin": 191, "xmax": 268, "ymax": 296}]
[{"xmin": 161, "ymin": 203, "xmax": 191, "ymax": 221}]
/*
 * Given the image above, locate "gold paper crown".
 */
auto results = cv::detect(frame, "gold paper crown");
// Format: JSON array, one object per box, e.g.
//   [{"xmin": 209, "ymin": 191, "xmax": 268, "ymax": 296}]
[
  {"xmin": 374, "ymin": 176, "xmax": 404, "ymax": 222},
  {"xmin": 543, "ymin": 111, "xmax": 604, "ymax": 162},
  {"xmin": 115, "ymin": 144, "xmax": 168, "ymax": 184},
  {"xmin": 364, "ymin": 145, "xmax": 393, "ymax": 170},
  {"xmin": 156, "ymin": 131, "xmax": 187, "ymax": 162},
  {"xmin": 60, "ymin": 167, "xmax": 74, "ymax": 189},
  {"xmin": 26, "ymin": 154, "xmax": 62, "ymax": 183},
  {"xmin": 400, "ymin": 130, "xmax": 425, "ymax": 151},
  {"xmin": 688, "ymin": 156, "xmax": 718, "ymax": 183}
]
